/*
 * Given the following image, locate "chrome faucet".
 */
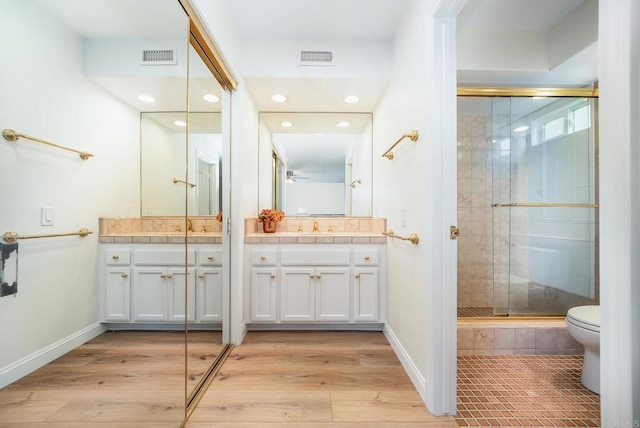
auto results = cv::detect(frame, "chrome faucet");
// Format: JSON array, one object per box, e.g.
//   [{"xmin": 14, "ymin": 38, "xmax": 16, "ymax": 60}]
[{"xmin": 312, "ymin": 219, "xmax": 319, "ymax": 233}]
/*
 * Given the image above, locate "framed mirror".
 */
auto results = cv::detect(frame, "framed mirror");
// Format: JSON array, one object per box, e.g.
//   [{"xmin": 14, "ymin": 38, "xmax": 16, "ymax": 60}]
[
  {"xmin": 259, "ymin": 112, "xmax": 373, "ymax": 216},
  {"xmin": 140, "ymin": 111, "xmax": 222, "ymax": 216}
]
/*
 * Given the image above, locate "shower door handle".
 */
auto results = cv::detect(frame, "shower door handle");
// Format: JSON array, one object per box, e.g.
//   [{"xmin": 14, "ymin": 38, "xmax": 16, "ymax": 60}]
[{"xmin": 450, "ymin": 225, "xmax": 460, "ymax": 240}]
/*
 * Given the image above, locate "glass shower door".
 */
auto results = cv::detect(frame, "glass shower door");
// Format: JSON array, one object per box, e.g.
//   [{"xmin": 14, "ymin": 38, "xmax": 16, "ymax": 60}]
[{"xmin": 495, "ymin": 96, "xmax": 599, "ymax": 316}]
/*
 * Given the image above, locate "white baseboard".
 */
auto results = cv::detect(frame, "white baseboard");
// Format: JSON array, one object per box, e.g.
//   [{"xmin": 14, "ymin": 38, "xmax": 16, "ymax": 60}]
[
  {"xmin": 383, "ymin": 324, "xmax": 427, "ymax": 403},
  {"xmin": 0, "ymin": 322, "xmax": 106, "ymax": 388}
]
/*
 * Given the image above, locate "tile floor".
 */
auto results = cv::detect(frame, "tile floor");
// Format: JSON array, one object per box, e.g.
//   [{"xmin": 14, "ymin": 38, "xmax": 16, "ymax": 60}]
[
  {"xmin": 455, "ymin": 355, "xmax": 600, "ymax": 427},
  {"xmin": 458, "ymin": 307, "xmax": 494, "ymax": 318}
]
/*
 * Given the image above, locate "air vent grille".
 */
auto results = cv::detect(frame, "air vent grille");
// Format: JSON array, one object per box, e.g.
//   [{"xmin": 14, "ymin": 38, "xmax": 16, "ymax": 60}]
[
  {"xmin": 141, "ymin": 49, "xmax": 177, "ymax": 65},
  {"xmin": 299, "ymin": 50, "xmax": 334, "ymax": 66}
]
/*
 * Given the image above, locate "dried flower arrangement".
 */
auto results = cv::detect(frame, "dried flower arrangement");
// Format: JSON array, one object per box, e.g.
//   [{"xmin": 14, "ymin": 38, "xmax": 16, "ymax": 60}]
[{"xmin": 257, "ymin": 209, "xmax": 285, "ymax": 223}]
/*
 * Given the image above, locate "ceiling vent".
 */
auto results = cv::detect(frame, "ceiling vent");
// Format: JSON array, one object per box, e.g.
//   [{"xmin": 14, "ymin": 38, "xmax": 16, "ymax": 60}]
[
  {"xmin": 298, "ymin": 50, "xmax": 334, "ymax": 66},
  {"xmin": 140, "ymin": 49, "xmax": 177, "ymax": 66}
]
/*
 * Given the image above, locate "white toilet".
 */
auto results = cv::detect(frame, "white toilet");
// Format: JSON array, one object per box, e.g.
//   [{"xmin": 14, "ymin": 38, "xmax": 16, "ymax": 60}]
[{"xmin": 565, "ymin": 305, "xmax": 600, "ymax": 394}]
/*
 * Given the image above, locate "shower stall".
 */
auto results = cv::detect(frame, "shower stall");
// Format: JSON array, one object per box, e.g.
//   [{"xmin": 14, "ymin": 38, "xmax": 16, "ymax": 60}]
[{"xmin": 457, "ymin": 89, "xmax": 599, "ymax": 317}]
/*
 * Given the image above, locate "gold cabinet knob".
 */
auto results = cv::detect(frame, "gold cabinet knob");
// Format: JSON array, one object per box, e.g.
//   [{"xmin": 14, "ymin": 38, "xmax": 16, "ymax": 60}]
[
  {"xmin": 121, "ymin": 273, "xmax": 128, "ymax": 278},
  {"xmin": 160, "ymin": 273, "xmax": 166, "ymax": 278},
  {"xmin": 166, "ymin": 273, "xmax": 173, "ymax": 279},
  {"xmin": 198, "ymin": 273, "xmax": 205, "ymax": 279},
  {"xmin": 112, "ymin": 255, "xmax": 119, "ymax": 260},
  {"xmin": 270, "ymin": 273, "xmax": 276, "ymax": 279},
  {"xmin": 316, "ymin": 273, "xmax": 321, "ymax": 279},
  {"xmin": 208, "ymin": 255, "xmax": 214, "ymax": 260},
  {"xmin": 364, "ymin": 256, "xmax": 370, "ymax": 261},
  {"xmin": 355, "ymin": 273, "xmax": 360, "ymax": 278},
  {"xmin": 260, "ymin": 256, "xmax": 267, "ymax": 261}
]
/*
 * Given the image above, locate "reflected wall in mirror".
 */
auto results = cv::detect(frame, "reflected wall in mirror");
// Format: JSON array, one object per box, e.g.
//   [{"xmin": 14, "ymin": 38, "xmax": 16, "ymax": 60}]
[
  {"xmin": 259, "ymin": 112, "xmax": 373, "ymax": 216},
  {"xmin": 140, "ymin": 111, "xmax": 222, "ymax": 216}
]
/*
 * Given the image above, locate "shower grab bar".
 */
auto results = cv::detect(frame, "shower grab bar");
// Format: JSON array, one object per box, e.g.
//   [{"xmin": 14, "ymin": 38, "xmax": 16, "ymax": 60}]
[
  {"xmin": 382, "ymin": 130, "xmax": 419, "ymax": 160},
  {"xmin": 491, "ymin": 202, "xmax": 599, "ymax": 208},
  {"xmin": 382, "ymin": 229, "xmax": 419, "ymax": 245},
  {"xmin": 172, "ymin": 177, "xmax": 196, "ymax": 188},
  {"xmin": 2, "ymin": 228, "xmax": 93, "ymax": 243},
  {"xmin": 2, "ymin": 129, "xmax": 94, "ymax": 160}
]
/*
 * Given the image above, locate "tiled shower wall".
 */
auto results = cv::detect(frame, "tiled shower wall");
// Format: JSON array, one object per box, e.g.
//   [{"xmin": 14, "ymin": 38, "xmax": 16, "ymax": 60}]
[{"xmin": 457, "ymin": 112, "xmax": 494, "ymax": 308}]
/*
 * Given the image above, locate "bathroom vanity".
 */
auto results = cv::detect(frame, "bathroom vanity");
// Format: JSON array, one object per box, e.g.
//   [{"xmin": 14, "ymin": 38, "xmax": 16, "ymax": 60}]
[
  {"xmin": 97, "ymin": 216, "xmax": 223, "ymax": 328},
  {"xmin": 243, "ymin": 216, "xmax": 388, "ymax": 329},
  {"xmin": 100, "ymin": 243, "xmax": 222, "ymax": 325}
]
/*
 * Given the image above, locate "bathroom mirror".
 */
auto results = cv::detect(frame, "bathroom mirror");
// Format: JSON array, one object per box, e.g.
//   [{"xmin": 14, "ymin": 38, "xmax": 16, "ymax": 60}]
[
  {"xmin": 258, "ymin": 112, "xmax": 373, "ymax": 216},
  {"xmin": 141, "ymin": 111, "xmax": 222, "ymax": 216}
]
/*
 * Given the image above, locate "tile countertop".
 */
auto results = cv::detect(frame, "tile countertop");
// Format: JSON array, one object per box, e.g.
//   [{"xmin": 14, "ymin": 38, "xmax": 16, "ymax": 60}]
[
  {"xmin": 99, "ymin": 232, "xmax": 222, "ymax": 244},
  {"xmin": 244, "ymin": 232, "xmax": 387, "ymax": 244}
]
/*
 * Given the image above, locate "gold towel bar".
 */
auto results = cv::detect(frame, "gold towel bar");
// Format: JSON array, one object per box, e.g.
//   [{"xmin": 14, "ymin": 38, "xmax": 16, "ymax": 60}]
[
  {"xmin": 2, "ymin": 228, "xmax": 93, "ymax": 243},
  {"xmin": 382, "ymin": 229, "xmax": 419, "ymax": 245},
  {"xmin": 2, "ymin": 129, "xmax": 94, "ymax": 160},
  {"xmin": 382, "ymin": 130, "xmax": 419, "ymax": 160},
  {"xmin": 173, "ymin": 177, "xmax": 197, "ymax": 188},
  {"xmin": 491, "ymin": 202, "xmax": 599, "ymax": 208}
]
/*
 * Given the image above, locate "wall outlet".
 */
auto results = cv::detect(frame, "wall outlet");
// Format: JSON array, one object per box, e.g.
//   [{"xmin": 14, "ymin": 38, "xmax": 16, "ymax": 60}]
[{"xmin": 41, "ymin": 207, "xmax": 54, "ymax": 226}]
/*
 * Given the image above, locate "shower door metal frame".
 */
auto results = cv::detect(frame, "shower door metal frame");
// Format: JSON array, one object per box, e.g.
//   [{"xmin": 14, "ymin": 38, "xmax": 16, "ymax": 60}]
[{"xmin": 457, "ymin": 87, "xmax": 599, "ymax": 317}]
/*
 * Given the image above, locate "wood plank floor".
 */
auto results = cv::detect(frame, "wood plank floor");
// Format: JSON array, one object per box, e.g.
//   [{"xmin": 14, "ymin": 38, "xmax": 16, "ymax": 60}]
[
  {"xmin": 185, "ymin": 331, "xmax": 457, "ymax": 427},
  {"xmin": 0, "ymin": 330, "xmax": 223, "ymax": 427},
  {"xmin": 0, "ymin": 331, "xmax": 454, "ymax": 427}
]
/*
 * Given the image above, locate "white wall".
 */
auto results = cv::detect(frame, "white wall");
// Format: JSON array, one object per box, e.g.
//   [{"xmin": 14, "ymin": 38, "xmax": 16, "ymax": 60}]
[
  {"xmin": 374, "ymin": 0, "xmax": 458, "ymax": 415},
  {"xmin": 285, "ymin": 183, "xmax": 345, "ymax": 215},
  {"xmin": 0, "ymin": 1, "xmax": 139, "ymax": 386},
  {"xmin": 598, "ymin": 0, "xmax": 640, "ymax": 423},
  {"xmin": 140, "ymin": 118, "xmax": 186, "ymax": 215}
]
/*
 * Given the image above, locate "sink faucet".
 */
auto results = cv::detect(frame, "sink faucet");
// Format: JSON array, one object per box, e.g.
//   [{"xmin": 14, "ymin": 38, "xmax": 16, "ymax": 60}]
[
  {"xmin": 313, "ymin": 219, "xmax": 319, "ymax": 233},
  {"xmin": 297, "ymin": 224, "xmax": 304, "ymax": 233},
  {"xmin": 187, "ymin": 218, "xmax": 193, "ymax": 233},
  {"xmin": 175, "ymin": 224, "xmax": 181, "ymax": 233}
]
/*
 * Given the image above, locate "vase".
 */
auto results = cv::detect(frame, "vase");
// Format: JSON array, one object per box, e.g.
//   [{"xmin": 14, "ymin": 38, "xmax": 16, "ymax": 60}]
[{"xmin": 263, "ymin": 221, "xmax": 277, "ymax": 233}]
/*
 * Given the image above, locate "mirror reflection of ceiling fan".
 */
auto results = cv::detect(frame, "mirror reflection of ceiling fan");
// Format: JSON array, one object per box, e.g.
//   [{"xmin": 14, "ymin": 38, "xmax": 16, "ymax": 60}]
[{"xmin": 286, "ymin": 170, "xmax": 310, "ymax": 182}]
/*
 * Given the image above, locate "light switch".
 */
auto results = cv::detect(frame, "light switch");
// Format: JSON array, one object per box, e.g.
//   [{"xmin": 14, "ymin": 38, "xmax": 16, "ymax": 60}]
[{"xmin": 41, "ymin": 207, "xmax": 54, "ymax": 226}]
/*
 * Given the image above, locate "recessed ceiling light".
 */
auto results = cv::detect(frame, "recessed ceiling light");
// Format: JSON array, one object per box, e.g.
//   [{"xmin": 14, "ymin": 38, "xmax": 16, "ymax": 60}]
[
  {"xmin": 337, "ymin": 121, "xmax": 350, "ymax": 128},
  {"xmin": 514, "ymin": 126, "xmax": 529, "ymax": 133},
  {"xmin": 174, "ymin": 120, "xmax": 187, "ymax": 127},
  {"xmin": 344, "ymin": 95, "xmax": 359, "ymax": 104},
  {"xmin": 138, "ymin": 94, "xmax": 156, "ymax": 103},
  {"xmin": 202, "ymin": 94, "xmax": 220, "ymax": 103},
  {"xmin": 280, "ymin": 121, "xmax": 294, "ymax": 128},
  {"xmin": 272, "ymin": 94, "xmax": 288, "ymax": 103}
]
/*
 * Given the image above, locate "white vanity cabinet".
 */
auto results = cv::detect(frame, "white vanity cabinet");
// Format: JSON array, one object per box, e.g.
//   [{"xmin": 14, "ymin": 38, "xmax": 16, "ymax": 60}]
[
  {"xmin": 99, "ymin": 243, "xmax": 221, "ymax": 326},
  {"xmin": 245, "ymin": 244, "xmax": 385, "ymax": 326},
  {"xmin": 132, "ymin": 265, "xmax": 195, "ymax": 322},
  {"xmin": 196, "ymin": 249, "xmax": 223, "ymax": 322},
  {"xmin": 353, "ymin": 250, "xmax": 380, "ymax": 321},
  {"xmin": 249, "ymin": 249, "xmax": 278, "ymax": 321},
  {"xmin": 102, "ymin": 248, "xmax": 131, "ymax": 322}
]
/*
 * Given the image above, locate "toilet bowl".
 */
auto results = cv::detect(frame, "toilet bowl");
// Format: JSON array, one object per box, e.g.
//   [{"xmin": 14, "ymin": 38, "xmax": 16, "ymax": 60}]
[{"xmin": 565, "ymin": 305, "xmax": 600, "ymax": 394}]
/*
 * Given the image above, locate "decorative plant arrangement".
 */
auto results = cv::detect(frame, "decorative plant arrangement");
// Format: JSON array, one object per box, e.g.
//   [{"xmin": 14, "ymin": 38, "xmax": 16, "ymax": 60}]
[{"xmin": 257, "ymin": 209, "xmax": 285, "ymax": 233}]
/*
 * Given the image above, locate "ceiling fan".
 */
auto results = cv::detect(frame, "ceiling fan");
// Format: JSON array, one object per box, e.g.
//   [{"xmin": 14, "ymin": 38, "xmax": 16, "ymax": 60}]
[{"xmin": 286, "ymin": 170, "xmax": 310, "ymax": 182}]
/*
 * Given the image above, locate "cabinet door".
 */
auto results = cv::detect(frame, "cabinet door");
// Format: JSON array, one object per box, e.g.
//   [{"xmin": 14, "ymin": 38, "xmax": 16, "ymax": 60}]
[
  {"xmin": 250, "ymin": 268, "xmax": 277, "ymax": 322},
  {"xmin": 133, "ymin": 267, "xmax": 168, "ymax": 321},
  {"xmin": 103, "ymin": 267, "xmax": 131, "ymax": 322},
  {"xmin": 168, "ymin": 267, "xmax": 196, "ymax": 322},
  {"xmin": 353, "ymin": 268, "xmax": 379, "ymax": 321},
  {"xmin": 280, "ymin": 268, "xmax": 315, "ymax": 322},
  {"xmin": 315, "ymin": 267, "xmax": 351, "ymax": 321},
  {"xmin": 197, "ymin": 267, "xmax": 223, "ymax": 322}
]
